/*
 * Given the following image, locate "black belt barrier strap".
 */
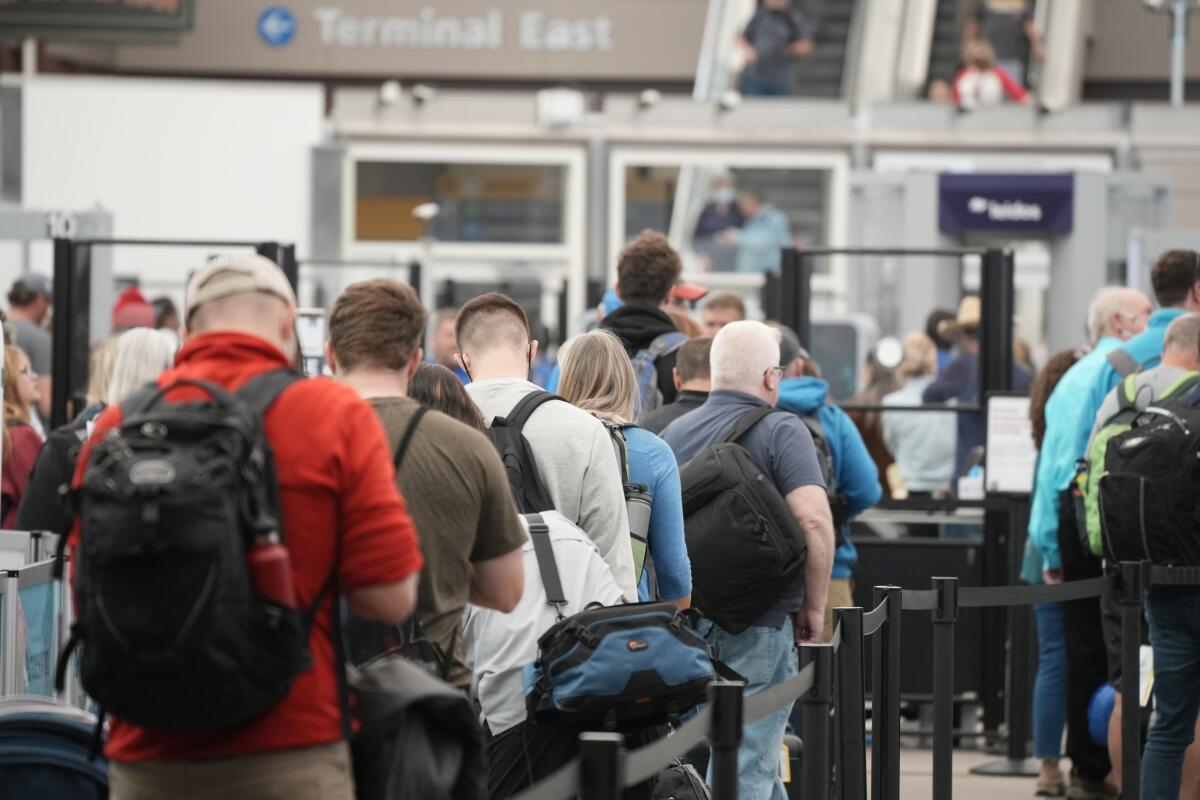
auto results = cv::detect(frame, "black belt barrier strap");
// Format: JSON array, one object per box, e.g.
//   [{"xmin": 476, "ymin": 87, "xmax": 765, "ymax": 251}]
[
  {"xmin": 901, "ymin": 589, "xmax": 937, "ymax": 611},
  {"xmin": 510, "ymin": 758, "xmax": 581, "ymax": 800},
  {"xmin": 623, "ymin": 707, "xmax": 713, "ymax": 786},
  {"xmin": 959, "ymin": 574, "xmax": 1114, "ymax": 607},
  {"xmin": 863, "ymin": 600, "xmax": 888, "ymax": 636},
  {"xmin": 744, "ymin": 661, "xmax": 815, "ymax": 725},
  {"xmin": 1150, "ymin": 565, "xmax": 1200, "ymax": 586}
]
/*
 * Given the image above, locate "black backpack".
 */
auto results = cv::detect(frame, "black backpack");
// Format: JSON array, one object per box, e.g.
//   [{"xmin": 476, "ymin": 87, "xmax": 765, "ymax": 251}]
[
  {"xmin": 486, "ymin": 390, "xmax": 559, "ymax": 514},
  {"xmin": 678, "ymin": 406, "xmax": 807, "ymax": 633},
  {"xmin": 57, "ymin": 370, "xmax": 323, "ymax": 733},
  {"xmin": 793, "ymin": 411, "xmax": 847, "ymax": 530},
  {"xmin": 1098, "ymin": 383, "xmax": 1200, "ymax": 566}
]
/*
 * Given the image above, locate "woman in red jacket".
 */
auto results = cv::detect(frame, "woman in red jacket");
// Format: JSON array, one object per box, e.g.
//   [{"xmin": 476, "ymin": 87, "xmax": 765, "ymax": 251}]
[{"xmin": 2, "ymin": 345, "xmax": 45, "ymax": 527}]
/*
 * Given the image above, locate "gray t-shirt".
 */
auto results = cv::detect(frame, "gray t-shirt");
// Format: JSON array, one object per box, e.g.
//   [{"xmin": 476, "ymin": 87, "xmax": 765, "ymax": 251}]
[
  {"xmin": 1088, "ymin": 364, "xmax": 1197, "ymax": 449},
  {"xmin": 9, "ymin": 319, "xmax": 52, "ymax": 376},
  {"xmin": 661, "ymin": 390, "xmax": 825, "ymax": 628},
  {"xmin": 466, "ymin": 378, "xmax": 636, "ymax": 600}
]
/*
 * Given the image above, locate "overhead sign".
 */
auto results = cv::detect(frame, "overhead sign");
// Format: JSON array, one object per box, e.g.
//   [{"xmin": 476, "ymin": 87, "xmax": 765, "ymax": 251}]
[
  {"xmin": 87, "ymin": 0, "xmax": 705, "ymax": 81},
  {"xmin": 938, "ymin": 173, "xmax": 1074, "ymax": 236},
  {"xmin": 0, "ymin": 0, "xmax": 193, "ymax": 35}
]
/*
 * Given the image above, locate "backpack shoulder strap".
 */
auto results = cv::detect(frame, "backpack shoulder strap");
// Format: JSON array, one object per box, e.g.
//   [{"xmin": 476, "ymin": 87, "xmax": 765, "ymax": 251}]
[
  {"xmin": 392, "ymin": 407, "xmax": 429, "ymax": 472},
  {"xmin": 648, "ymin": 331, "xmax": 688, "ymax": 359},
  {"xmin": 1116, "ymin": 374, "xmax": 1139, "ymax": 412},
  {"xmin": 1158, "ymin": 371, "xmax": 1200, "ymax": 402},
  {"xmin": 600, "ymin": 419, "xmax": 631, "ymax": 484},
  {"xmin": 501, "ymin": 390, "xmax": 560, "ymax": 432},
  {"xmin": 235, "ymin": 368, "xmax": 304, "ymax": 417},
  {"xmin": 117, "ymin": 382, "xmax": 167, "ymax": 418},
  {"xmin": 1107, "ymin": 348, "xmax": 1140, "ymax": 378},
  {"xmin": 527, "ymin": 514, "xmax": 567, "ymax": 621},
  {"xmin": 721, "ymin": 405, "xmax": 777, "ymax": 445}
]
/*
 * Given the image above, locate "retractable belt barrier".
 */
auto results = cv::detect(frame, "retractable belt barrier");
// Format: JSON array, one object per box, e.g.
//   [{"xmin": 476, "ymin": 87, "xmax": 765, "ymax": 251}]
[{"xmin": 508, "ymin": 563, "xmax": 1200, "ymax": 800}]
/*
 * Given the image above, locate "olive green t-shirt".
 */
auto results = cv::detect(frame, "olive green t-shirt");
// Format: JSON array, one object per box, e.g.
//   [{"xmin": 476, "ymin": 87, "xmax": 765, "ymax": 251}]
[{"xmin": 369, "ymin": 397, "xmax": 526, "ymax": 689}]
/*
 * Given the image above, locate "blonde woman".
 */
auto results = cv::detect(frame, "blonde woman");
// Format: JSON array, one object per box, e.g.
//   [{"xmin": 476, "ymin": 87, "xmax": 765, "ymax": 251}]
[
  {"xmin": 557, "ymin": 329, "xmax": 691, "ymax": 609},
  {"xmin": 881, "ymin": 333, "xmax": 956, "ymax": 494},
  {"xmin": 16, "ymin": 328, "xmax": 175, "ymax": 534},
  {"xmin": 2, "ymin": 346, "xmax": 44, "ymax": 526}
]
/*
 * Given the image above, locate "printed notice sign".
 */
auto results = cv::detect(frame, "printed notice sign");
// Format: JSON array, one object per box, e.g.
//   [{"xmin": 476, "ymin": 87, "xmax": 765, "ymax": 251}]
[{"xmin": 986, "ymin": 394, "xmax": 1036, "ymax": 494}]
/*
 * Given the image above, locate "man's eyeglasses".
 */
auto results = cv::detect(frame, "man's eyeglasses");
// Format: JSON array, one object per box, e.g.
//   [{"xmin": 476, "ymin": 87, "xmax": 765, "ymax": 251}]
[{"xmin": 766, "ymin": 365, "xmax": 785, "ymax": 378}]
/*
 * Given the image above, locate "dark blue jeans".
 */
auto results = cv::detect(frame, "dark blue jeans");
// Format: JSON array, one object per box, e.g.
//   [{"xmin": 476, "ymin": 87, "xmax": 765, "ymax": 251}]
[
  {"xmin": 1142, "ymin": 587, "xmax": 1200, "ymax": 799},
  {"xmin": 1033, "ymin": 602, "xmax": 1067, "ymax": 759}
]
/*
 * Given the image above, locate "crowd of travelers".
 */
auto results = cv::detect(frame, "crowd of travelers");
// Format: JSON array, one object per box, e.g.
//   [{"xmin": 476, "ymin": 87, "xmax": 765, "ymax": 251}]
[{"xmin": 1, "ymin": 238, "xmax": 1199, "ymax": 800}]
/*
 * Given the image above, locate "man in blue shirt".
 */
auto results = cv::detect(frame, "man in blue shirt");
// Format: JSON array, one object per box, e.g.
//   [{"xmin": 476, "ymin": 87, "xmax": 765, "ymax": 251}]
[
  {"xmin": 719, "ymin": 190, "xmax": 793, "ymax": 274},
  {"xmin": 774, "ymin": 325, "xmax": 881, "ymax": 639},
  {"xmin": 1028, "ymin": 285, "xmax": 1153, "ymax": 797},
  {"xmin": 662, "ymin": 320, "xmax": 834, "ymax": 800}
]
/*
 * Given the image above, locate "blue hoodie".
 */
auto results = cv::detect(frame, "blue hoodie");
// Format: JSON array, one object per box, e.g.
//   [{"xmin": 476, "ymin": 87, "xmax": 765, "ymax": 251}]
[{"xmin": 777, "ymin": 377, "xmax": 883, "ymax": 579}]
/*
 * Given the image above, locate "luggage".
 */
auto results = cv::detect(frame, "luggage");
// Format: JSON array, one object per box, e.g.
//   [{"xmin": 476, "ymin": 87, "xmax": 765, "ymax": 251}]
[
  {"xmin": 1098, "ymin": 381, "xmax": 1200, "ymax": 565},
  {"xmin": 632, "ymin": 332, "xmax": 688, "ymax": 416},
  {"xmin": 791, "ymin": 410, "xmax": 847, "ymax": 532},
  {"xmin": 0, "ymin": 696, "xmax": 108, "ymax": 799},
  {"xmin": 1083, "ymin": 372, "xmax": 1199, "ymax": 556},
  {"xmin": 486, "ymin": 390, "xmax": 559, "ymax": 514},
  {"xmin": 348, "ymin": 653, "xmax": 485, "ymax": 800},
  {"xmin": 654, "ymin": 760, "xmax": 711, "ymax": 799},
  {"xmin": 677, "ymin": 406, "xmax": 808, "ymax": 633},
  {"xmin": 60, "ymin": 369, "xmax": 325, "ymax": 733},
  {"xmin": 522, "ymin": 514, "xmax": 732, "ymax": 729}
]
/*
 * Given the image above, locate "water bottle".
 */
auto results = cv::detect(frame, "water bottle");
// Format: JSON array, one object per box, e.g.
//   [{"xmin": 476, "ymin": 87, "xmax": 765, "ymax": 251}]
[
  {"xmin": 247, "ymin": 532, "xmax": 297, "ymax": 610},
  {"xmin": 625, "ymin": 484, "xmax": 653, "ymax": 578}
]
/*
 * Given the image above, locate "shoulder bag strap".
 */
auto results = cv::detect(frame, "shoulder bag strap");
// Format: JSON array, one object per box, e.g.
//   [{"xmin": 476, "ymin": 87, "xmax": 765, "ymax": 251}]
[
  {"xmin": 1106, "ymin": 348, "xmax": 1140, "ymax": 379},
  {"xmin": 504, "ymin": 390, "xmax": 560, "ymax": 433},
  {"xmin": 720, "ymin": 404, "xmax": 777, "ymax": 445},
  {"xmin": 392, "ymin": 406, "xmax": 429, "ymax": 471},
  {"xmin": 235, "ymin": 368, "xmax": 303, "ymax": 417},
  {"xmin": 601, "ymin": 420, "xmax": 631, "ymax": 485},
  {"xmin": 1116, "ymin": 374, "xmax": 1139, "ymax": 411},
  {"xmin": 527, "ymin": 514, "xmax": 567, "ymax": 621}
]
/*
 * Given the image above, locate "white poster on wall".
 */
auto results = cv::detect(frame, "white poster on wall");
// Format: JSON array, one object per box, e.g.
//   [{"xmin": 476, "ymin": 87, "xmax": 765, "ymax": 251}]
[{"xmin": 986, "ymin": 394, "xmax": 1036, "ymax": 494}]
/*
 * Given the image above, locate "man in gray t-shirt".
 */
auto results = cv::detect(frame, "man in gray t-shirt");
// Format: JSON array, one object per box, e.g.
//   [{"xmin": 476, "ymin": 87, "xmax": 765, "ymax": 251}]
[
  {"xmin": 6, "ymin": 274, "xmax": 53, "ymax": 421},
  {"xmin": 738, "ymin": 0, "xmax": 814, "ymax": 97},
  {"xmin": 662, "ymin": 320, "xmax": 833, "ymax": 800}
]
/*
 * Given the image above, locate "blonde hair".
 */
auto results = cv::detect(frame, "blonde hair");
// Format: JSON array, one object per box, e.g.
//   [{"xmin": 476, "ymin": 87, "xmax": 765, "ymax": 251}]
[
  {"xmin": 898, "ymin": 333, "xmax": 937, "ymax": 381},
  {"xmin": 86, "ymin": 335, "xmax": 119, "ymax": 407},
  {"xmin": 667, "ymin": 308, "xmax": 704, "ymax": 338},
  {"xmin": 557, "ymin": 329, "xmax": 638, "ymax": 425},
  {"xmin": 3, "ymin": 345, "xmax": 33, "ymax": 424},
  {"xmin": 106, "ymin": 328, "xmax": 176, "ymax": 406}
]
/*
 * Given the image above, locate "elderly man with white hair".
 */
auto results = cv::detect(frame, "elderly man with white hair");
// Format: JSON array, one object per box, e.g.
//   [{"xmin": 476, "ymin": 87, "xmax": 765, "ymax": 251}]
[{"xmin": 661, "ymin": 320, "xmax": 834, "ymax": 800}]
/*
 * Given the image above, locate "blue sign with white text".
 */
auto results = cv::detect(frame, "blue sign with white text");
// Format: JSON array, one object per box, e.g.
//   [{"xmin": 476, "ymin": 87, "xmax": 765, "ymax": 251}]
[
  {"xmin": 939, "ymin": 173, "xmax": 1074, "ymax": 235},
  {"xmin": 258, "ymin": 6, "xmax": 296, "ymax": 47}
]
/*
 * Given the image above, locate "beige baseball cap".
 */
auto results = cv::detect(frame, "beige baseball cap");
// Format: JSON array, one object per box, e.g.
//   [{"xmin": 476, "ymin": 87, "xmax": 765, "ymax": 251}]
[{"xmin": 185, "ymin": 254, "xmax": 296, "ymax": 323}]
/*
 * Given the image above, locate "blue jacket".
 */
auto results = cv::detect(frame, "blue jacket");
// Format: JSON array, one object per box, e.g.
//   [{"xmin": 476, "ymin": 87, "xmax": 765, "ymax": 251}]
[
  {"xmin": 1027, "ymin": 338, "xmax": 1120, "ymax": 570},
  {"xmin": 777, "ymin": 377, "xmax": 883, "ymax": 579}
]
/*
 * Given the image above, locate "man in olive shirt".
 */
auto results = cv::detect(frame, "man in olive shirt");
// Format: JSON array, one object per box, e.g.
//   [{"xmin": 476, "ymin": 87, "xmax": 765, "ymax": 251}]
[{"xmin": 327, "ymin": 279, "xmax": 526, "ymax": 689}]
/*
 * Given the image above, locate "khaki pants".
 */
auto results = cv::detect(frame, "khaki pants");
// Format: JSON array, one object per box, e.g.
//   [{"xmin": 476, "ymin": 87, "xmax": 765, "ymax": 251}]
[
  {"xmin": 109, "ymin": 741, "xmax": 353, "ymax": 800},
  {"xmin": 823, "ymin": 578, "xmax": 855, "ymax": 643}
]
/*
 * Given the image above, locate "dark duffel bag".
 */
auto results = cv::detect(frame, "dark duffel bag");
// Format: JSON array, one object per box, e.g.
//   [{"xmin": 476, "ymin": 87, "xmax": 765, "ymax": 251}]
[{"xmin": 0, "ymin": 696, "xmax": 108, "ymax": 800}]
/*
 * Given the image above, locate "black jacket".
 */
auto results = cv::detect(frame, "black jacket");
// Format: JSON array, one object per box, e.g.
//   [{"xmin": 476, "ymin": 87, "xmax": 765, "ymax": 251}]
[
  {"xmin": 601, "ymin": 305, "xmax": 681, "ymax": 406},
  {"xmin": 639, "ymin": 390, "xmax": 709, "ymax": 434}
]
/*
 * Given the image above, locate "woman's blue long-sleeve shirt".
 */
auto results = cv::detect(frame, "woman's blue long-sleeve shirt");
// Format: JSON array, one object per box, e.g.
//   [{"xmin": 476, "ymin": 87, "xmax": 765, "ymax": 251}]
[{"xmin": 622, "ymin": 425, "xmax": 693, "ymax": 602}]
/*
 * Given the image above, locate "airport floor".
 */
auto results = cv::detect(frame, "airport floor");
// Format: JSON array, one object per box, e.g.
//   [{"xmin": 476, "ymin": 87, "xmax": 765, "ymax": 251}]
[{"xmin": 887, "ymin": 749, "xmax": 1052, "ymax": 799}]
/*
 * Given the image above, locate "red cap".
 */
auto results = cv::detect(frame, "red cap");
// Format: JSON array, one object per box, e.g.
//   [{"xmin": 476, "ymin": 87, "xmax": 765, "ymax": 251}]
[
  {"xmin": 112, "ymin": 286, "xmax": 156, "ymax": 330},
  {"xmin": 672, "ymin": 282, "xmax": 709, "ymax": 302}
]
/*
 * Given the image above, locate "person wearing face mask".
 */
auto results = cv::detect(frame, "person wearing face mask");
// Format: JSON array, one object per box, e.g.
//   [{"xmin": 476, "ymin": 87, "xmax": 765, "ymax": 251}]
[{"xmin": 693, "ymin": 176, "xmax": 745, "ymax": 272}]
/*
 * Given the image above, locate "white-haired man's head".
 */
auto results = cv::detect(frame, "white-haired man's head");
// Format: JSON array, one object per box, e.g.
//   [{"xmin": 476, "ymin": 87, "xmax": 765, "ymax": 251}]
[
  {"xmin": 1162, "ymin": 312, "xmax": 1200, "ymax": 371},
  {"xmin": 710, "ymin": 320, "xmax": 783, "ymax": 403},
  {"xmin": 1086, "ymin": 287, "xmax": 1152, "ymax": 345}
]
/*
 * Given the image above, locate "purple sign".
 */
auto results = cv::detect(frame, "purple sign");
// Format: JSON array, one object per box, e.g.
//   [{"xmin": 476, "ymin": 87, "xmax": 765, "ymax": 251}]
[{"xmin": 939, "ymin": 173, "xmax": 1073, "ymax": 235}]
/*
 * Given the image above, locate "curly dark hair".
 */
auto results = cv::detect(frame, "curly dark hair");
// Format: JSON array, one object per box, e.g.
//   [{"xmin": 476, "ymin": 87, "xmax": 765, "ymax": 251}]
[{"xmin": 616, "ymin": 230, "xmax": 682, "ymax": 307}]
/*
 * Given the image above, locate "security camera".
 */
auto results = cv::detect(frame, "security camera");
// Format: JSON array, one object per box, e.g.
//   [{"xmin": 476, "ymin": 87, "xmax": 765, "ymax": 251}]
[
  {"xmin": 637, "ymin": 89, "xmax": 662, "ymax": 110},
  {"xmin": 377, "ymin": 80, "xmax": 402, "ymax": 108},
  {"xmin": 412, "ymin": 202, "xmax": 441, "ymax": 222},
  {"xmin": 410, "ymin": 84, "xmax": 438, "ymax": 107},
  {"xmin": 718, "ymin": 90, "xmax": 743, "ymax": 112}
]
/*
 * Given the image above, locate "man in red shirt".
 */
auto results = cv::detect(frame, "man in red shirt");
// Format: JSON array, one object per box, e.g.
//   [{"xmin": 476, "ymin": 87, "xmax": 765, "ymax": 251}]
[{"xmin": 73, "ymin": 254, "xmax": 423, "ymax": 800}]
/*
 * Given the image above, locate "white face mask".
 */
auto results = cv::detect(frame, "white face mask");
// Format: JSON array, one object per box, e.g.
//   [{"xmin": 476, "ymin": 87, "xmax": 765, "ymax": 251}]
[{"xmin": 714, "ymin": 187, "xmax": 735, "ymax": 205}]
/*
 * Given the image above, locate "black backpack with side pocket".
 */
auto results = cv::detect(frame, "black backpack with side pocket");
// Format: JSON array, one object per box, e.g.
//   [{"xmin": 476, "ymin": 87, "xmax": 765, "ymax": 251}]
[
  {"xmin": 57, "ymin": 370, "xmax": 325, "ymax": 733},
  {"xmin": 486, "ymin": 390, "xmax": 559, "ymax": 514},
  {"xmin": 677, "ymin": 406, "xmax": 808, "ymax": 633}
]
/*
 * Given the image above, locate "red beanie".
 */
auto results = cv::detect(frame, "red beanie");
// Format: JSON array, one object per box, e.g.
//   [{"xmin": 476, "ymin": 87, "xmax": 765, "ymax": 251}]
[{"xmin": 112, "ymin": 286, "xmax": 156, "ymax": 331}]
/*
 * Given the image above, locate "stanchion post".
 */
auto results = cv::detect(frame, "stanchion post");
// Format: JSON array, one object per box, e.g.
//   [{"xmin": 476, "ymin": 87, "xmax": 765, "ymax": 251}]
[
  {"xmin": 801, "ymin": 643, "xmax": 834, "ymax": 800},
  {"xmin": 709, "ymin": 680, "xmax": 745, "ymax": 800},
  {"xmin": 1119, "ymin": 561, "xmax": 1147, "ymax": 800},
  {"xmin": 779, "ymin": 248, "xmax": 813, "ymax": 350},
  {"xmin": 834, "ymin": 607, "xmax": 867, "ymax": 800},
  {"xmin": 578, "ymin": 732, "xmax": 624, "ymax": 800},
  {"xmin": 1, "ymin": 571, "xmax": 22, "ymax": 695},
  {"xmin": 871, "ymin": 586, "xmax": 902, "ymax": 800},
  {"xmin": 931, "ymin": 577, "xmax": 959, "ymax": 800}
]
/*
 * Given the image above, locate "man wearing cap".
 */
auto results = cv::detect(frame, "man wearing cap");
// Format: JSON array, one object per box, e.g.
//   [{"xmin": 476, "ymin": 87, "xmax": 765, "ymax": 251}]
[
  {"xmin": 601, "ymin": 231, "xmax": 688, "ymax": 406},
  {"xmin": 922, "ymin": 295, "xmax": 1035, "ymax": 476},
  {"xmin": 71, "ymin": 254, "xmax": 423, "ymax": 800},
  {"xmin": 7, "ymin": 274, "xmax": 53, "ymax": 421}
]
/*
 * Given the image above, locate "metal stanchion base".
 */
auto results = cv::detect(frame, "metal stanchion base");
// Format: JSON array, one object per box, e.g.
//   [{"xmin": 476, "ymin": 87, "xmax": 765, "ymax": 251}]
[{"xmin": 968, "ymin": 758, "xmax": 1040, "ymax": 777}]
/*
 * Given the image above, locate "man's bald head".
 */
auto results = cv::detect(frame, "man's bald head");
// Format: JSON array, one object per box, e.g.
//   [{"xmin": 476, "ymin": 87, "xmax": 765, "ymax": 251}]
[
  {"xmin": 1162, "ymin": 312, "xmax": 1200, "ymax": 371},
  {"xmin": 710, "ymin": 320, "xmax": 782, "ymax": 403}
]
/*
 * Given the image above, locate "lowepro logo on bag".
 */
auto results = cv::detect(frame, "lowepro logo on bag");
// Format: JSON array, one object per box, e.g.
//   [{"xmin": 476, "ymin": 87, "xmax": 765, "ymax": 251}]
[
  {"xmin": 627, "ymin": 638, "xmax": 648, "ymax": 652},
  {"xmin": 128, "ymin": 459, "xmax": 176, "ymax": 486}
]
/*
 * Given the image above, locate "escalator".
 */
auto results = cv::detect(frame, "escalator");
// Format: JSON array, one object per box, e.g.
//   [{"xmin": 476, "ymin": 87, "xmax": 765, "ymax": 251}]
[
  {"xmin": 926, "ymin": 0, "xmax": 965, "ymax": 88},
  {"xmin": 790, "ymin": 0, "xmax": 861, "ymax": 98}
]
